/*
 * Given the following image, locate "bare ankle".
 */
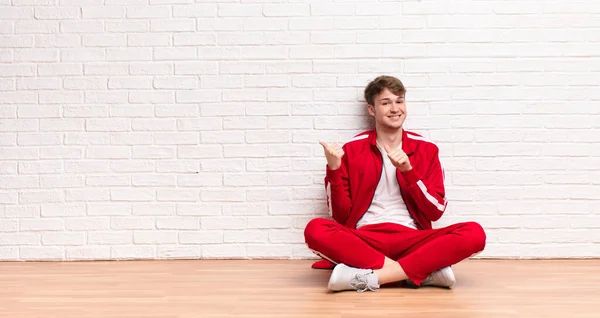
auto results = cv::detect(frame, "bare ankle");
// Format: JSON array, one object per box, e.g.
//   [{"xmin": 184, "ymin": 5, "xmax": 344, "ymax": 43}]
[{"xmin": 373, "ymin": 257, "xmax": 408, "ymax": 285}]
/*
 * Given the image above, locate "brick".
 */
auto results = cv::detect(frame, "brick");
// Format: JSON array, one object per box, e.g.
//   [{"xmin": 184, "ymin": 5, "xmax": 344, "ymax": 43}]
[
  {"xmin": 41, "ymin": 203, "xmax": 86, "ymax": 217},
  {"xmin": 84, "ymin": 63, "xmax": 127, "ymax": 76},
  {"xmin": 60, "ymin": 20, "xmax": 103, "ymax": 33},
  {"xmin": 0, "ymin": 92, "xmax": 37, "ymax": 104},
  {"xmin": 151, "ymin": 19, "xmax": 195, "ymax": 32},
  {"xmin": 18, "ymin": 161, "xmax": 63, "ymax": 174},
  {"xmin": 218, "ymin": 4, "xmax": 261, "ymax": 16},
  {"xmin": 224, "ymin": 230, "xmax": 267, "ymax": 243},
  {"xmin": 85, "ymin": 119, "xmax": 129, "ymax": 132},
  {"xmin": 0, "ymin": 176, "xmax": 39, "ymax": 189},
  {"xmin": 132, "ymin": 146, "xmax": 174, "ymax": 159},
  {"xmin": 110, "ymin": 133, "xmax": 153, "ymax": 145},
  {"xmin": 178, "ymin": 173, "xmax": 222, "ymax": 187},
  {"xmin": 4, "ymin": 205, "xmax": 40, "ymax": 218},
  {"xmin": 201, "ymin": 131, "xmax": 244, "ymax": 144},
  {"xmin": 134, "ymin": 231, "xmax": 177, "ymax": 244},
  {"xmin": 85, "ymin": 146, "xmax": 130, "ymax": 159},
  {"xmin": 127, "ymin": 6, "xmax": 170, "ymax": 18},
  {"xmin": 157, "ymin": 189, "xmax": 200, "ymax": 202},
  {"xmin": 128, "ymin": 33, "xmax": 170, "ymax": 46},
  {"xmin": 153, "ymin": 76, "xmax": 198, "ymax": 89},
  {"xmin": 200, "ymin": 159, "xmax": 245, "ymax": 172},
  {"xmin": 174, "ymin": 61, "xmax": 217, "ymax": 75},
  {"xmin": 66, "ymin": 247, "xmax": 110, "ymax": 260},
  {"xmin": 64, "ymin": 133, "xmax": 110, "ymax": 145},
  {"xmin": 242, "ymin": 18, "xmax": 286, "ymax": 31},
  {"xmin": 108, "ymin": 76, "xmax": 153, "ymax": 89},
  {"xmin": 65, "ymin": 189, "xmax": 110, "ymax": 202},
  {"xmin": 0, "ymin": 148, "xmax": 38, "ymax": 160},
  {"xmin": 223, "ymin": 173, "xmax": 267, "ymax": 186},
  {"xmin": 110, "ymin": 189, "xmax": 155, "ymax": 202},
  {"xmin": 131, "ymin": 174, "xmax": 175, "ymax": 186},
  {"xmin": 176, "ymin": 203, "xmax": 221, "ymax": 216},
  {"xmin": 311, "ymin": 4, "xmax": 354, "ymax": 16},
  {"xmin": 156, "ymin": 217, "xmax": 200, "ymax": 230},
  {"xmin": 202, "ymin": 217, "xmax": 245, "ymax": 230},
  {"xmin": 20, "ymin": 247, "xmax": 63, "ymax": 260},
  {"xmin": 35, "ymin": 7, "xmax": 79, "ymax": 19},
  {"xmin": 129, "ymin": 91, "xmax": 174, "ymax": 104},
  {"xmin": 173, "ymin": 4, "xmax": 217, "ymax": 17},
  {"xmin": 106, "ymin": 48, "xmax": 152, "ymax": 61},
  {"xmin": 83, "ymin": 34, "xmax": 127, "ymax": 47},
  {"xmin": 82, "ymin": 7, "xmax": 124, "ymax": 19},
  {"xmin": 39, "ymin": 91, "xmax": 83, "ymax": 104},
  {"xmin": 247, "ymin": 216, "xmax": 291, "ymax": 229},
  {"xmin": 17, "ymin": 78, "xmax": 61, "ymax": 90},
  {"xmin": 0, "ymin": 7, "xmax": 33, "ymax": 19},
  {"xmin": 133, "ymin": 203, "xmax": 175, "ymax": 216},
  {"xmin": 200, "ymin": 189, "xmax": 245, "ymax": 202},
  {"xmin": 289, "ymin": 18, "xmax": 334, "ymax": 30},
  {"xmin": 18, "ymin": 133, "xmax": 62, "ymax": 146},
  {"xmin": 179, "ymin": 231, "xmax": 223, "ymax": 244},
  {"xmin": 0, "ymin": 246, "xmax": 19, "ymax": 261},
  {"xmin": 268, "ymin": 144, "xmax": 312, "ymax": 157},
  {"xmin": 42, "ymin": 232, "xmax": 86, "ymax": 246},
  {"xmin": 61, "ymin": 48, "xmax": 105, "ymax": 62},
  {"xmin": 0, "ymin": 133, "xmax": 16, "ymax": 146},
  {"xmin": 64, "ymin": 106, "xmax": 108, "ymax": 118},
  {"xmin": 111, "ymin": 246, "xmax": 156, "ymax": 260},
  {"xmin": 110, "ymin": 160, "xmax": 153, "ymax": 172},
  {"xmin": 0, "ymin": 162, "xmax": 17, "ymax": 174},
  {"xmin": 246, "ymin": 131, "xmax": 290, "ymax": 143},
  {"xmin": 178, "ymin": 145, "xmax": 222, "ymax": 158},
  {"xmin": 157, "ymin": 246, "xmax": 202, "ymax": 259},
  {"xmin": 20, "ymin": 219, "xmax": 64, "ymax": 231},
  {"xmin": 228, "ymin": 203, "xmax": 268, "ymax": 216},
  {"xmin": 264, "ymin": 32, "xmax": 309, "ymax": 45},
  {"xmin": 131, "ymin": 62, "xmax": 173, "ymax": 75},
  {"xmin": 334, "ymin": 17, "xmax": 378, "ymax": 30}
]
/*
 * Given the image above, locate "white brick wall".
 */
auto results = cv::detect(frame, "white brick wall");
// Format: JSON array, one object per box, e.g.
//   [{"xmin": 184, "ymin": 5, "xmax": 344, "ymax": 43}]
[{"xmin": 1, "ymin": 1, "xmax": 599, "ymax": 261}]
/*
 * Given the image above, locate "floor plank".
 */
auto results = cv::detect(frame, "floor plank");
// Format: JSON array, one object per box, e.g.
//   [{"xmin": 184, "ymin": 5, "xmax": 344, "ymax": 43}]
[{"xmin": 0, "ymin": 259, "xmax": 598, "ymax": 317}]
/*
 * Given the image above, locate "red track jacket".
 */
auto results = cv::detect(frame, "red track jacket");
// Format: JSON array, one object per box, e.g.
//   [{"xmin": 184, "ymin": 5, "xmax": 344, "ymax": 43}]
[{"xmin": 324, "ymin": 129, "xmax": 448, "ymax": 230}]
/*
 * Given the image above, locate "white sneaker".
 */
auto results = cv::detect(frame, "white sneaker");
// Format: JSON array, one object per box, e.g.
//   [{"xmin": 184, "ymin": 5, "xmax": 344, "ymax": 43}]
[
  {"xmin": 328, "ymin": 264, "xmax": 380, "ymax": 292},
  {"xmin": 420, "ymin": 266, "xmax": 456, "ymax": 288}
]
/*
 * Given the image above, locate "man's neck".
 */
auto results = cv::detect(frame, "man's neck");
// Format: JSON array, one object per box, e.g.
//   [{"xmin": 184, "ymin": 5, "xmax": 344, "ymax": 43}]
[{"xmin": 376, "ymin": 126, "xmax": 403, "ymax": 151}]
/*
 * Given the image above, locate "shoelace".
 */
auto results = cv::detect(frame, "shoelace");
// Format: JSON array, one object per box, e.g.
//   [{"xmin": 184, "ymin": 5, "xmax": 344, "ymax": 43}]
[{"xmin": 350, "ymin": 273, "xmax": 377, "ymax": 293}]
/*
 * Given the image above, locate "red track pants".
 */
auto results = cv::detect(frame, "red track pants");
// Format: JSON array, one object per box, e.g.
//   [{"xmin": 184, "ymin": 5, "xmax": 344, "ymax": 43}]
[{"xmin": 304, "ymin": 218, "xmax": 486, "ymax": 285}]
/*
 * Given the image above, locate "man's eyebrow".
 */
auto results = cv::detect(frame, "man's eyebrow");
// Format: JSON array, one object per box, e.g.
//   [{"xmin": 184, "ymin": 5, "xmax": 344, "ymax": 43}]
[{"xmin": 379, "ymin": 97, "xmax": 405, "ymax": 101}]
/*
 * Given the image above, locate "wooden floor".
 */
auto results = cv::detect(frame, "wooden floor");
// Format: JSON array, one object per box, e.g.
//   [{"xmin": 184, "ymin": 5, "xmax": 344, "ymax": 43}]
[{"xmin": 0, "ymin": 259, "xmax": 598, "ymax": 318}]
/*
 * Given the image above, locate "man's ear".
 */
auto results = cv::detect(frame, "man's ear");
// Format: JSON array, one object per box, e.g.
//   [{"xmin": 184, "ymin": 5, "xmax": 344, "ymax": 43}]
[{"xmin": 367, "ymin": 104, "xmax": 375, "ymax": 116}]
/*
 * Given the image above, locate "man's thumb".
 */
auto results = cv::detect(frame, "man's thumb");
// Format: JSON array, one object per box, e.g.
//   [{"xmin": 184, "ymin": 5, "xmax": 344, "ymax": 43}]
[
  {"xmin": 319, "ymin": 141, "xmax": 328, "ymax": 149},
  {"xmin": 383, "ymin": 144, "xmax": 391, "ymax": 153}
]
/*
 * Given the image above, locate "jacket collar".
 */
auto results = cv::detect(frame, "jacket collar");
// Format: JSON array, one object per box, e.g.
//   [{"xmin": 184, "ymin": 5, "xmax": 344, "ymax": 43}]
[{"xmin": 368, "ymin": 128, "xmax": 416, "ymax": 155}]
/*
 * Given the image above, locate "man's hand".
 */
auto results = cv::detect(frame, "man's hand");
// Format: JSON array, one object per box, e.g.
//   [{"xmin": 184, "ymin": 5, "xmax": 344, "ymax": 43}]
[
  {"xmin": 384, "ymin": 145, "xmax": 412, "ymax": 172},
  {"xmin": 319, "ymin": 141, "xmax": 344, "ymax": 170}
]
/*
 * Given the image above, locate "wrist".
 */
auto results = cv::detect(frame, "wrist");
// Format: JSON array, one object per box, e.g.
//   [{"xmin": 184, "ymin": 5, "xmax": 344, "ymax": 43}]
[{"xmin": 327, "ymin": 160, "xmax": 341, "ymax": 170}]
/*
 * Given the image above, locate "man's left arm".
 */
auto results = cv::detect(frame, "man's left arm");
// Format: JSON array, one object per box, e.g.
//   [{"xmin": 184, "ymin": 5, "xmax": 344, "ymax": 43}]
[{"xmin": 400, "ymin": 147, "xmax": 448, "ymax": 222}]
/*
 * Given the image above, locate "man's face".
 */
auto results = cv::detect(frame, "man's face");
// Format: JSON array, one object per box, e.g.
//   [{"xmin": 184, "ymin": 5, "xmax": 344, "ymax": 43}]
[{"xmin": 367, "ymin": 88, "xmax": 406, "ymax": 131}]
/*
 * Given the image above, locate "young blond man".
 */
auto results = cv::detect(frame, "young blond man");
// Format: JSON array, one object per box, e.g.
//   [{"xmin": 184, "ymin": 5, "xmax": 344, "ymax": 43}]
[{"xmin": 304, "ymin": 75, "xmax": 486, "ymax": 292}]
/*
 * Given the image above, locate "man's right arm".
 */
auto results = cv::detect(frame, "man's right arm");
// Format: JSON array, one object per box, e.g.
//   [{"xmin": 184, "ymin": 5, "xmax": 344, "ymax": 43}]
[
  {"xmin": 319, "ymin": 141, "xmax": 352, "ymax": 224},
  {"xmin": 324, "ymin": 154, "xmax": 352, "ymax": 225}
]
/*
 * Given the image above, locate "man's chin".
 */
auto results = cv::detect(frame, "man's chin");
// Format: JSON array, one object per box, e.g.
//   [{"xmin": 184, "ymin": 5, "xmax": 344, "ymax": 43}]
[{"xmin": 377, "ymin": 122, "xmax": 403, "ymax": 131}]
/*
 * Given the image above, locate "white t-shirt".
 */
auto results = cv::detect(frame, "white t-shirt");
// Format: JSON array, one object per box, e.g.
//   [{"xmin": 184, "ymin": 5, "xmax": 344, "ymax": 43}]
[{"xmin": 356, "ymin": 143, "xmax": 417, "ymax": 229}]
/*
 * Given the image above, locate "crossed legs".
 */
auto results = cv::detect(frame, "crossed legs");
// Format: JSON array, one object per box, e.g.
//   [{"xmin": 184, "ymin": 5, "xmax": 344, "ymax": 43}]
[{"xmin": 304, "ymin": 218, "xmax": 486, "ymax": 290}]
